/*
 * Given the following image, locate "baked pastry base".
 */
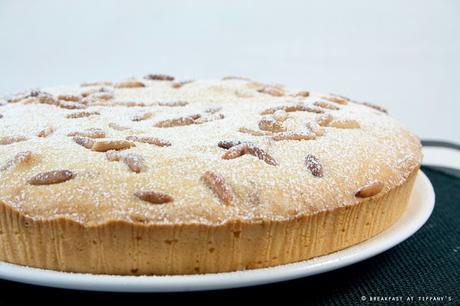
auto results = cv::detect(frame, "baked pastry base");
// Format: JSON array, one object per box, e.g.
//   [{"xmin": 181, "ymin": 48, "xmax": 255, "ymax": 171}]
[{"xmin": 0, "ymin": 168, "xmax": 418, "ymax": 275}]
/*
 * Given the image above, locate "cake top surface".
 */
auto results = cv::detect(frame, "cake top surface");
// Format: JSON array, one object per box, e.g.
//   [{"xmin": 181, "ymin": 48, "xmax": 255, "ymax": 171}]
[{"xmin": 0, "ymin": 76, "xmax": 422, "ymax": 226}]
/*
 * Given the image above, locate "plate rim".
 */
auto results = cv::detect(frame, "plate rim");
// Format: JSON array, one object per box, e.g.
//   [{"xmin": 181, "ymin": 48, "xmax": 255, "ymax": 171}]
[{"xmin": 0, "ymin": 171, "xmax": 435, "ymax": 292}]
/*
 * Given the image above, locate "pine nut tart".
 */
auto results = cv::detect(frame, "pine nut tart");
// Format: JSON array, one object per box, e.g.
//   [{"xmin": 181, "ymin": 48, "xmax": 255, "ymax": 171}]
[{"xmin": 0, "ymin": 76, "xmax": 422, "ymax": 275}]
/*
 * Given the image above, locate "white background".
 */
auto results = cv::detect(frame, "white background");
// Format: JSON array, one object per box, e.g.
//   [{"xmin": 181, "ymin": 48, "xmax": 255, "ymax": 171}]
[{"xmin": 0, "ymin": 0, "xmax": 458, "ymax": 143}]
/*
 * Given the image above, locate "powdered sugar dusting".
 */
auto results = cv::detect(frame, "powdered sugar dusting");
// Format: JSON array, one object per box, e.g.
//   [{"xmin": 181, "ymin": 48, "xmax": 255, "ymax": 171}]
[{"xmin": 0, "ymin": 77, "xmax": 422, "ymax": 226}]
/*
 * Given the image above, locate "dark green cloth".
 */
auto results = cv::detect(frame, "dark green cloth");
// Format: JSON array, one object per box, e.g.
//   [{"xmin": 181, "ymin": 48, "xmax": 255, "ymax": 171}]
[{"xmin": 0, "ymin": 166, "xmax": 458, "ymax": 305}]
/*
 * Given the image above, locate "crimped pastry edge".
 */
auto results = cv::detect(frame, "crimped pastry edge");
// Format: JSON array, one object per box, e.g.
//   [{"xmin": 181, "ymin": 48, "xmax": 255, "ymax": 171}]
[{"xmin": 0, "ymin": 168, "xmax": 418, "ymax": 275}]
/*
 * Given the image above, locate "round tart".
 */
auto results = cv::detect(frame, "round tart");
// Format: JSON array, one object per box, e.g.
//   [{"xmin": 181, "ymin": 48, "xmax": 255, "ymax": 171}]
[{"xmin": 0, "ymin": 76, "xmax": 422, "ymax": 275}]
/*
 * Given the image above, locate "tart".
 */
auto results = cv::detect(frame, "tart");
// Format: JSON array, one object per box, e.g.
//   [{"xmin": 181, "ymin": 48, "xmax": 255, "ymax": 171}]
[{"xmin": 0, "ymin": 76, "xmax": 422, "ymax": 275}]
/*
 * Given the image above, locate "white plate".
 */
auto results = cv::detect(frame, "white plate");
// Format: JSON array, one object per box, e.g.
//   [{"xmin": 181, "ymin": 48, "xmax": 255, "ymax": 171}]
[{"xmin": 0, "ymin": 171, "xmax": 435, "ymax": 292}]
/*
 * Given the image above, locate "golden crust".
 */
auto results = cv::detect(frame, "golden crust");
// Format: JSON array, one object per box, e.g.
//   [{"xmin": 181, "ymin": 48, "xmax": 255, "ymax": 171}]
[
  {"xmin": 0, "ymin": 77, "xmax": 422, "ymax": 274},
  {"xmin": 0, "ymin": 168, "xmax": 418, "ymax": 275}
]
